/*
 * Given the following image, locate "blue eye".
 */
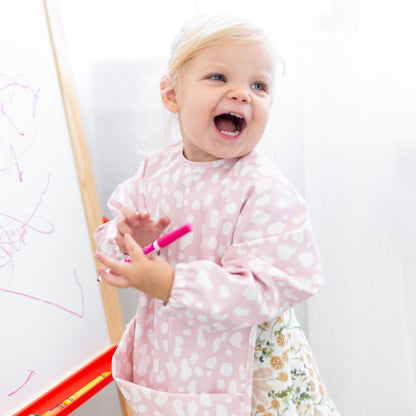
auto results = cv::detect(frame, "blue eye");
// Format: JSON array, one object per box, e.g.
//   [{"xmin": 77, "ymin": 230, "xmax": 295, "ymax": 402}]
[
  {"xmin": 210, "ymin": 74, "xmax": 226, "ymax": 82},
  {"xmin": 251, "ymin": 82, "xmax": 266, "ymax": 91}
]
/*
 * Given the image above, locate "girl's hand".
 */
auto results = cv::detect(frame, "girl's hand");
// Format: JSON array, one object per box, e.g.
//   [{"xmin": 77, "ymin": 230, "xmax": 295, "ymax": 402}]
[
  {"xmin": 116, "ymin": 206, "xmax": 170, "ymax": 254},
  {"xmin": 95, "ymin": 234, "xmax": 174, "ymax": 303}
]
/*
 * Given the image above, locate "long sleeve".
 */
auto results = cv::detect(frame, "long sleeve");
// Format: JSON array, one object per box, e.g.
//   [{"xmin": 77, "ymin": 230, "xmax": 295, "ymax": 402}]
[{"xmin": 165, "ymin": 167, "xmax": 324, "ymax": 330}]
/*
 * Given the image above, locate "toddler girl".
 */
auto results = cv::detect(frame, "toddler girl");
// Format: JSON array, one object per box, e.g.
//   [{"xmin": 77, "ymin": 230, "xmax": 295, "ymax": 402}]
[{"xmin": 94, "ymin": 14, "xmax": 340, "ymax": 416}]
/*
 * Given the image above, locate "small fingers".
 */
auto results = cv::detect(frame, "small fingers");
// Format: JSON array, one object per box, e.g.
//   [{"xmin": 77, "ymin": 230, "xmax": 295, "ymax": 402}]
[
  {"xmin": 97, "ymin": 267, "xmax": 130, "ymax": 288},
  {"xmin": 121, "ymin": 206, "xmax": 139, "ymax": 226},
  {"xmin": 124, "ymin": 234, "xmax": 144, "ymax": 261},
  {"xmin": 158, "ymin": 216, "xmax": 171, "ymax": 228},
  {"xmin": 95, "ymin": 252, "xmax": 128, "ymax": 277}
]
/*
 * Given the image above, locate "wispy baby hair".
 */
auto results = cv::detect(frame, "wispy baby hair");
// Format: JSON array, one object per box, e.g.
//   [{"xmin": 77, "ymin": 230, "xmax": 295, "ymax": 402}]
[{"xmin": 166, "ymin": 14, "xmax": 274, "ymax": 85}]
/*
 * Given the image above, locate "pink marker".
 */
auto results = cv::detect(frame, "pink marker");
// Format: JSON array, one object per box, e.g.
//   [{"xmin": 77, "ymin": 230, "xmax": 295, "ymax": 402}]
[{"xmin": 124, "ymin": 223, "xmax": 193, "ymax": 262}]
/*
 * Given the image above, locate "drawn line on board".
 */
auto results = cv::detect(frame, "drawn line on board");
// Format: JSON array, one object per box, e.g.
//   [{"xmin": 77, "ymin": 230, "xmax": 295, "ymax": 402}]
[
  {"xmin": 0, "ymin": 268, "xmax": 85, "ymax": 318},
  {"xmin": 8, "ymin": 369, "xmax": 35, "ymax": 397},
  {"xmin": 0, "ymin": 175, "xmax": 54, "ymax": 270}
]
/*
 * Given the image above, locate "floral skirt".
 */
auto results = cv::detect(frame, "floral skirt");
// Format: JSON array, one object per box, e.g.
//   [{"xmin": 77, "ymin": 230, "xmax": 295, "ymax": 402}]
[{"xmin": 252, "ymin": 309, "xmax": 340, "ymax": 415}]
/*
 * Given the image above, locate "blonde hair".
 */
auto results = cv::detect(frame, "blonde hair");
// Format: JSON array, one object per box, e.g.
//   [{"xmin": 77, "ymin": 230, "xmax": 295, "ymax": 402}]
[
  {"xmin": 160, "ymin": 14, "xmax": 282, "ymax": 142},
  {"xmin": 165, "ymin": 14, "xmax": 277, "ymax": 88}
]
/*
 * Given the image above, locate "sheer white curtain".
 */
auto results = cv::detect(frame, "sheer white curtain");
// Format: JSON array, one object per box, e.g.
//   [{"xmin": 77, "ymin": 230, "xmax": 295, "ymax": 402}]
[
  {"xmin": 303, "ymin": 1, "xmax": 416, "ymax": 414},
  {"xmin": 60, "ymin": 1, "xmax": 416, "ymax": 415}
]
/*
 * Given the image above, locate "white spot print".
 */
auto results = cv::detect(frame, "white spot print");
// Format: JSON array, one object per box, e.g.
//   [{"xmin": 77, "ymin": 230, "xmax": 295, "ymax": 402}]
[
  {"xmin": 196, "ymin": 181, "xmax": 204, "ymax": 191},
  {"xmin": 182, "ymin": 176, "xmax": 192, "ymax": 186},
  {"xmin": 173, "ymin": 191, "xmax": 184, "ymax": 207},
  {"xmin": 228, "ymin": 380, "xmax": 237, "ymax": 393},
  {"xmin": 190, "ymin": 352, "xmax": 199, "ymax": 364},
  {"xmin": 233, "ymin": 306, "xmax": 250, "ymax": 316},
  {"xmin": 197, "ymin": 326, "xmax": 209, "ymax": 348},
  {"xmin": 229, "ymin": 332, "xmax": 243, "ymax": 348},
  {"xmin": 204, "ymin": 193, "xmax": 214, "ymax": 205},
  {"xmin": 216, "ymin": 404, "xmax": 228, "ymax": 416},
  {"xmin": 298, "ymin": 253, "xmax": 314, "ymax": 268},
  {"xmin": 248, "ymin": 258, "xmax": 264, "ymax": 274},
  {"xmin": 243, "ymin": 287, "xmax": 256, "ymax": 301},
  {"xmin": 293, "ymin": 214, "xmax": 306, "ymax": 224},
  {"xmin": 173, "ymin": 345, "xmax": 182, "ymax": 357},
  {"xmin": 197, "ymin": 314, "xmax": 208, "ymax": 322},
  {"xmin": 221, "ymin": 178, "xmax": 234, "ymax": 197},
  {"xmin": 219, "ymin": 284, "xmax": 230, "ymax": 298},
  {"xmin": 241, "ymin": 165, "xmax": 254, "ymax": 176},
  {"xmin": 277, "ymin": 245, "xmax": 296, "ymax": 261},
  {"xmin": 217, "ymin": 379, "xmax": 225, "ymax": 389},
  {"xmin": 255, "ymin": 194, "xmax": 271, "ymax": 206},
  {"xmin": 192, "ymin": 200, "xmax": 200, "ymax": 210},
  {"xmin": 161, "ymin": 198, "xmax": 170, "ymax": 214},
  {"xmin": 242, "ymin": 230, "xmax": 263, "ymax": 239},
  {"xmin": 251, "ymin": 210, "xmax": 270, "ymax": 225},
  {"xmin": 226, "ymin": 202, "xmax": 238, "ymax": 214},
  {"xmin": 161, "ymin": 172, "xmax": 170, "ymax": 185},
  {"xmin": 179, "ymin": 232, "xmax": 193, "ymax": 250},
  {"xmin": 210, "ymin": 210, "xmax": 220, "ymax": 228},
  {"xmin": 188, "ymin": 400, "xmax": 199, "ymax": 415},
  {"xmin": 211, "ymin": 304, "xmax": 228, "ymax": 321},
  {"xmin": 206, "ymin": 357, "xmax": 217, "ymax": 369},
  {"xmin": 155, "ymin": 394, "xmax": 169, "ymax": 407},
  {"xmin": 292, "ymin": 228, "xmax": 304, "ymax": 242},
  {"xmin": 220, "ymin": 363, "xmax": 233, "ymax": 377},
  {"xmin": 284, "ymin": 289, "xmax": 299, "ymax": 301},
  {"xmin": 131, "ymin": 388, "xmax": 141, "ymax": 404},
  {"xmin": 200, "ymin": 394, "xmax": 212, "ymax": 407},
  {"xmin": 136, "ymin": 355, "xmax": 150, "ymax": 376},
  {"xmin": 207, "ymin": 236, "xmax": 217, "ymax": 249},
  {"xmin": 276, "ymin": 198, "xmax": 288, "ymax": 209},
  {"xmin": 152, "ymin": 186, "xmax": 161, "ymax": 198},
  {"xmin": 172, "ymin": 168, "xmax": 180, "ymax": 183},
  {"xmin": 196, "ymin": 270, "xmax": 212, "ymax": 290},
  {"xmin": 211, "ymin": 172, "xmax": 220, "ymax": 183},
  {"xmin": 268, "ymin": 222, "xmax": 286, "ymax": 234},
  {"xmin": 180, "ymin": 359, "xmax": 192, "ymax": 380},
  {"xmin": 222, "ymin": 221, "xmax": 233, "ymax": 236},
  {"xmin": 256, "ymin": 178, "xmax": 272, "ymax": 193},
  {"xmin": 173, "ymin": 399, "xmax": 185, "ymax": 415}
]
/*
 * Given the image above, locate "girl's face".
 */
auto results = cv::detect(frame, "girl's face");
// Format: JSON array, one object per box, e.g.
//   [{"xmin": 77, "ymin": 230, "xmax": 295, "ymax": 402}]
[{"xmin": 164, "ymin": 40, "xmax": 274, "ymax": 162}]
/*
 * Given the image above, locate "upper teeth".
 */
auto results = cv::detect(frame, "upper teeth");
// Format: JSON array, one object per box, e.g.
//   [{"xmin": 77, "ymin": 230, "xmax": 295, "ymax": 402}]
[{"xmin": 228, "ymin": 112, "xmax": 243, "ymax": 119}]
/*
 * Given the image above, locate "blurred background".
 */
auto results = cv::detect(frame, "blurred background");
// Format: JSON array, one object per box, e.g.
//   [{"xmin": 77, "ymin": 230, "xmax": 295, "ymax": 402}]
[{"xmin": 55, "ymin": 0, "xmax": 416, "ymax": 414}]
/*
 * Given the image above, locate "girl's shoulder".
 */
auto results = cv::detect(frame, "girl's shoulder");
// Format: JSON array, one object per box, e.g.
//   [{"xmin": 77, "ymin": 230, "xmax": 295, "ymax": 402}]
[
  {"xmin": 145, "ymin": 141, "xmax": 182, "ymax": 162},
  {"xmin": 141, "ymin": 141, "xmax": 183, "ymax": 176},
  {"xmin": 239, "ymin": 150, "xmax": 290, "ymax": 184}
]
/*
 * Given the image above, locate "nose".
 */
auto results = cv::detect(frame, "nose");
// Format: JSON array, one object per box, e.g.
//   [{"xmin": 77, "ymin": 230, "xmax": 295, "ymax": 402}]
[{"xmin": 227, "ymin": 86, "xmax": 251, "ymax": 103}]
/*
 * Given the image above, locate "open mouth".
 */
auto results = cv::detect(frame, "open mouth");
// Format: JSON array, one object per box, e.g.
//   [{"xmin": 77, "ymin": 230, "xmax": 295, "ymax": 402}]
[{"xmin": 214, "ymin": 112, "xmax": 246, "ymax": 137}]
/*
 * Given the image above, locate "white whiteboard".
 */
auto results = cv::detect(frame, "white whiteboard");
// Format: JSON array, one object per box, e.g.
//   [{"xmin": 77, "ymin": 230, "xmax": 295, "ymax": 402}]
[{"xmin": 0, "ymin": 1, "xmax": 112, "ymax": 414}]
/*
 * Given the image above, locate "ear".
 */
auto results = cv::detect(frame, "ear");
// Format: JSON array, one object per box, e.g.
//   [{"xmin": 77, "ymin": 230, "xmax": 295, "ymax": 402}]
[{"xmin": 160, "ymin": 76, "xmax": 179, "ymax": 113}]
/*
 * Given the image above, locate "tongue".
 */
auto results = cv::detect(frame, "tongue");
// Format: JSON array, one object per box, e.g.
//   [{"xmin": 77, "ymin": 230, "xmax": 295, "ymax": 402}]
[{"xmin": 215, "ymin": 116, "xmax": 237, "ymax": 132}]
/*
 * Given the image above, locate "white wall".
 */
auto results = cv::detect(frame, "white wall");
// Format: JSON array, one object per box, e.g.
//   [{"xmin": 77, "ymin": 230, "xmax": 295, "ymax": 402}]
[{"xmin": 58, "ymin": 1, "xmax": 416, "ymax": 415}]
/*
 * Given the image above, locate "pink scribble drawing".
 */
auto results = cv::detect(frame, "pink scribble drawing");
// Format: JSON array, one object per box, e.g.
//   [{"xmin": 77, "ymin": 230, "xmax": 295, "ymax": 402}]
[
  {"xmin": 7, "ymin": 369, "xmax": 36, "ymax": 397},
  {"xmin": 0, "ymin": 268, "xmax": 85, "ymax": 318},
  {"xmin": 0, "ymin": 73, "xmax": 40, "ymax": 181},
  {"xmin": 0, "ymin": 175, "xmax": 54, "ymax": 287}
]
